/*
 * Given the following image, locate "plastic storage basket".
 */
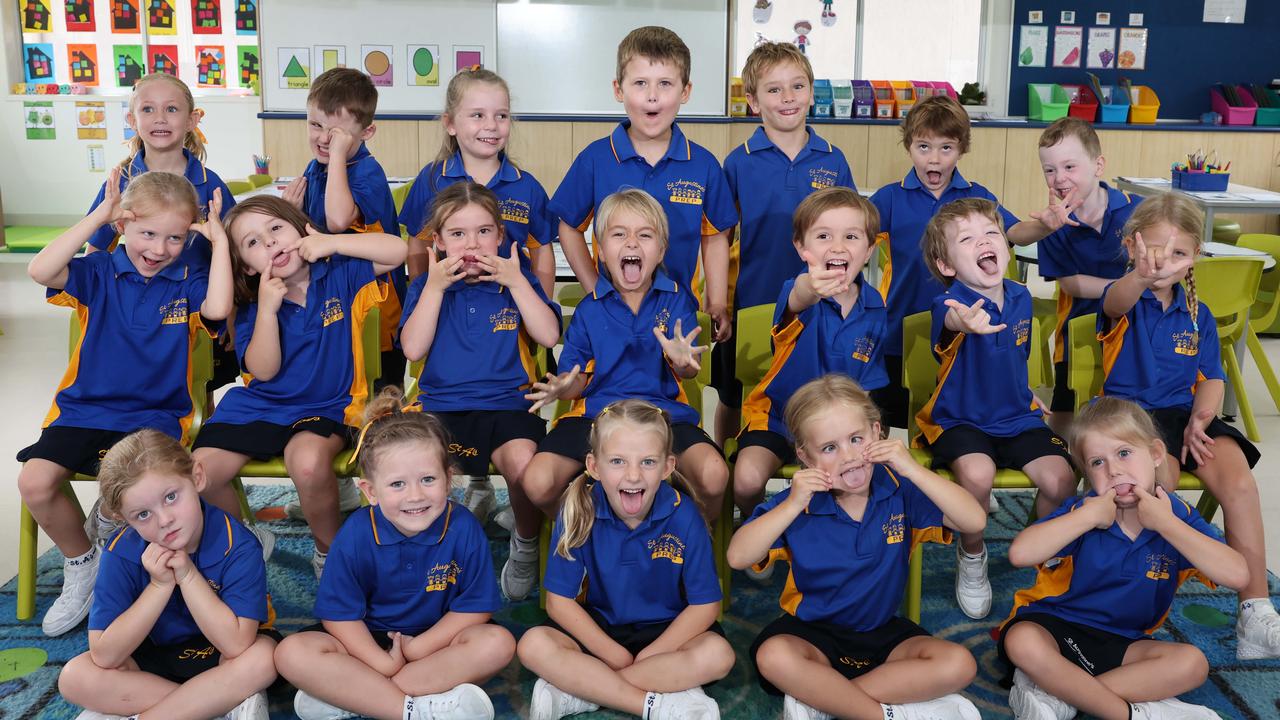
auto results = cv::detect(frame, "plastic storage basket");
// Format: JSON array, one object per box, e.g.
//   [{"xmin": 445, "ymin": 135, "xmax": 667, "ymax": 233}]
[
  {"xmin": 1062, "ymin": 84, "xmax": 1099, "ymax": 122},
  {"xmin": 1028, "ymin": 84, "xmax": 1070, "ymax": 121},
  {"xmin": 1210, "ymin": 85, "xmax": 1258, "ymax": 126},
  {"xmin": 1097, "ymin": 86, "xmax": 1131, "ymax": 123},
  {"xmin": 1172, "ymin": 171, "xmax": 1229, "ymax": 191},
  {"xmin": 1128, "ymin": 86, "xmax": 1160, "ymax": 124}
]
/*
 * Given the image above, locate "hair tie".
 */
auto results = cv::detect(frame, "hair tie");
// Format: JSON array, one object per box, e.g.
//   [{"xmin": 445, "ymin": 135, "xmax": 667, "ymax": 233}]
[
  {"xmin": 351, "ymin": 406, "xmax": 396, "ymax": 462},
  {"xmin": 192, "ymin": 108, "xmax": 207, "ymax": 145}
]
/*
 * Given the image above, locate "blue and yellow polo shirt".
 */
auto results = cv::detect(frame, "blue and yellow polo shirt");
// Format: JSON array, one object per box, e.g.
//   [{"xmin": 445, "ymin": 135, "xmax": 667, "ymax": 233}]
[
  {"xmin": 315, "ymin": 501, "xmax": 500, "ymax": 635},
  {"xmin": 916, "ymin": 280, "xmax": 1043, "ymax": 444},
  {"xmin": 548, "ymin": 121, "xmax": 738, "ymax": 296},
  {"xmin": 741, "ymin": 274, "xmax": 887, "ymax": 441},
  {"xmin": 209, "ymin": 255, "xmax": 386, "ymax": 428},
  {"xmin": 400, "ymin": 268, "xmax": 561, "ymax": 412},
  {"xmin": 86, "ymin": 149, "xmax": 236, "ymax": 269},
  {"xmin": 557, "ymin": 269, "xmax": 700, "ymax": 426},
  {"xmin": 544, "ymin": 481, "xmax": 721, "ymax": 627},
  {"xmin": 43, "ymin": 248, "xmax": 213, "ymax": 443},
  {"xmin": 90, "ymin": 500, "xmax": 270, "ymax": 646},
  {"xmin": 1039, "ymin": 184, "xmax": 1138, "ymax": 362},
  {"xmin": 1001, "ymin": 491, "xmax": 1221, "ymax": 639},
  {"xmin": 746, "ymin": 465, "xmax": 951, "ymax": 630},
  {"xmin": 1098, "ymin": 282, "xmax": 1223, "ymax": 411},
  {"xmin": 869, "ymin": 169, "xmax": 1019, "ymax": 356},
  {"xmin": 724, "ymin": 126, "xmax": 856, "ymax": 310}
]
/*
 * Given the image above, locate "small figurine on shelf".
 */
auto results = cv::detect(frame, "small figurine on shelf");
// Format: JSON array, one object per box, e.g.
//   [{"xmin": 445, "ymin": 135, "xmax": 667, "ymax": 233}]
[{"xmin": 958, "ymin": 82, "xmax": 986, "ymax": 106}]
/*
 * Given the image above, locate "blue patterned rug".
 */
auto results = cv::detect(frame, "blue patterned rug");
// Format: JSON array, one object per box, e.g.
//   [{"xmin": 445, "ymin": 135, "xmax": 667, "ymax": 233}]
[{"xmin": 2, "ymin": 487, "xmax": 1277, "ymax": 719}]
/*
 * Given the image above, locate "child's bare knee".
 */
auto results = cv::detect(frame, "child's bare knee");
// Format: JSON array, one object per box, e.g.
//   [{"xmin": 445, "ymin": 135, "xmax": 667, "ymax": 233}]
[
  {"xmin": 17, "ymin": 463, "xmax": 65, "ymax": 504},
  {"xmin": 754, "ymin": 636, "xmax": 796, "ymax": 678},
  {"xmin": 1002, "ymin": 623, "xmax": 1044, "ymax": 665},
  {"xmin": 1172, "ymin": 645, "xmax": 1208, "ymax": 685}
]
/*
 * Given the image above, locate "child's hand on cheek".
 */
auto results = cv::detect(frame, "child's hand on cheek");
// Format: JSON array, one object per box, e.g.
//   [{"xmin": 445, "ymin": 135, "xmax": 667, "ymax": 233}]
[
  {"xmin": 258, "ymin": 264, "xmax": 288, "ymax": 314},
  {"xmin": 477, "ymin": 242, "xmax": 523, "ymax": 288},
  {"xmin": 1134, "ymin": 485, "xmax": 1175, "ymax": 533},
  {"xmin": 425, "ymin": 247, "xmax": 466, "ymax": 294},
  {"xmin": 297, "ymin": 225, "xmax": 338, "ymax": 262},
  {"xmin": 167, "ymin": 549, "xmax": 195, "ymax": 585},
  {"xmin": 142, "ymin": 543, "xmax": 177, "ymax": 589},
  {"xmin": 1084, "ymin": 488, "xmax": 1117, "ymax": 529},
  {"xmin": 787, "ymin": 468, "xmax": 832, "ymax": 512},
  {"xmin": 327, "ymin": 127, "xmax": 354, "ymax": 159},
  {"xmin": 862, "ymin": 438, "xmax": 913, "ymax": 475}
]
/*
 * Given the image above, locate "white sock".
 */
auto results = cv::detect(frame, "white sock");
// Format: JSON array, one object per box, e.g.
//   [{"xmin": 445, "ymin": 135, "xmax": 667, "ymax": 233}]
[
  {"xmin": 1241, "ymin": 597, "xmax": 1276, "ymax": 620},
  {"xmin": 960, "ymin": 545, "xmax": 984, "ymax": 560},
  {"xmin": 514, "ymin": 532, "xmax": 537, "ymax": 548},
  {"xmin": 642, "ymin": 691, "xmax": 659, "ymax": 719},
  {"xmin": 66, "ymin": 545, "xmax": 97, "ymax": 566},
  {"xmin": 882, "ymin": 704, "xmax": 898, "ymax": 719},
  {"xmin": 403, "ymin": 694, "xmax": 417, "ymax": 720}
]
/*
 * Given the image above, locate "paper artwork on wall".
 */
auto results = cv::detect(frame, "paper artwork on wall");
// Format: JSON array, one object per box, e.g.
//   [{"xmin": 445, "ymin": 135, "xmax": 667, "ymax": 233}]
[
  {"xmin": 23, "ymin": 43, "xmax": 55, "ymax": 83},
  {"xmin": 22, "ymin": 0, "xmax": 53, "ymax": 32},
  {"xmin": 453, "ymin": 45, "xmax": 483, "ymax": 74},
  {"xmin": 279, "ymin": 47, "xmax": 310, "ymax": 89},
  {"xmin": 67, "ymin": 43, "xmax": 99, "ymax": 86},
  {"xmin": 408, "ymin": 45, "xmax": 439, "ymax": 87},
  {"xmin": 1017, "ymin": 25, "xmax": 1047, "ymax": 67},
  {"xmin": 191, "ymin": 0, "xmax": 221, "ymax": 34},
  {"xmin": 25, "ymin": 101, "xmax": 56, "ymax": 140},
  {"xmin": 1053, "ymin": 26, "xmax": 1083, "ymax": 67},
  {"xmin": 76, "ymin": 101, "xmax": 106, "ymax": 139},
  {"xmin": 315, "ymin": 46, "xmax": 346, "ymax": 74},
  {"xmin": 149, "ymin": 44, "xmax": 179, "ymax": 75},
  {"xmin": 1117, "ymin": 28, "xmax": 1147, "ymax": 70},
  {"xmin": 1086, "ymin": 28, "xmax": 1116, "ymax": 69},
  {"xmin": 362, "ymin": 45, "xmax": 394, "ymax": 86},
  {"xmin": 145, "ymin": 0, "xmax": 177, "ymax": 35},
  {"xmin": 112, "ymin": 44, "xmax": 144, "ymax": 87},
  {"xmin": 196, "ymin": 45, "xmax": 225, "ymax": 87},
  {"xmin": 110, "ymin": 0, "xmax": 140, "ymax": 33},
  {"xmin": 238, "ymin": 46, "xmax": 259, "ymax": 91},
  {"xmin": 65, "ymin": 0, "xmax": 96, "ymax": 31}
]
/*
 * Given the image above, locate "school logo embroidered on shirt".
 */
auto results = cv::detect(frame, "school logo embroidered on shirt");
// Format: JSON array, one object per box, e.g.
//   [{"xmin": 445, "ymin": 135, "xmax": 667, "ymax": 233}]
[
  {"xmin": 1172, "ymin": 331, "xmax": 1198, "ymax": 356},
  {"xmin": 490, "ymin": 307, "xmax": 519, "ymax": 332},
  {"xmin": 425, "ymin": 560, "xmax": 461, "ymax": 592},
  {"xmin": 882, "ymin": 512, "xmax": 905, "ymax": 544},
  {"xmin": 1145, "ymin": 552, "xmax": 1172, "ymax": 580},
  {"xmin": 653, "ymin": 308, "xmax": 671, "ymax": 335},
  {"xmin": 850, "ymin": 335, "xmax": 875, "ymax": 363},
  {"xmin": 499, "ymin": 198, "xmax": 531, "ymax": 225},
  {"xmin": 1014, "ymin": 318, "xmax": 1031, "ymax": 346},
  {"xmin": 321, "ymin": 297, "xmax": 345, "ymax": 327},
  {"xmin": 667, "ymin": 179, "xmax": 705, "ymax": 206},
  {"xmin": 159, "ymin": 298, "xmax": 189, "ymax": 325},
  {"xmin": 648, "ymin": 533, "xmax": 686, "ymax": 564},
  {"xmin": 809, "ymin": 167, "xmax": 839, "ymax": 190}
]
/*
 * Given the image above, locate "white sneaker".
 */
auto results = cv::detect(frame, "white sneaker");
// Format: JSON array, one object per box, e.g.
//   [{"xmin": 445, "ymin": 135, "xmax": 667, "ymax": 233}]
[
  {"xmin": 83, "ymin": 498, "xmax": 125, "ymax": 547},
  {"xmin": 43, "ymin": 548, "xmax": 98, "ymax": 636},
  {"xmin": 286, "ymin": 477, "xmax": 363, "ymax": 520},
  {"xmin": 1236, "ymin": 602, "xmax": 1280, "ymax": 660},
  {"xmin": 955, "ymin": 545, "xmax": 992, "ymax": 619},
  {"xmin": 294, "ymin": 690, "xmax": 358, "ymax": 720},
  {"xmin": 312, "ymin": 549, "xmax": 327, "ymax": 581},
  {"xmin": 784, "ymin": 694, "xmax": 832, "ymax": 720},
  {"xmin": 408, "ymin": 683, "xmax": 494, "ymax": 720},
  {"xmin": 226, "ymin": 690, "xmax": 269, "ymax": 720},
  {"xmin": 1009, "ymin": 669, "xmax": 1076, "ymax": 720},
  {"xmin": 988, "ymin": 494, "xmax": 1001, "ymax": 513},
  {"xmin": 1130, "ymin": 698, "xmax": 1220, "ymax": 719},
  {"xmin": 500, "ymin": 534, "xmax": 538, "ymax": 601},
  {"xmin": 529, "ymin": 678, "xmax": 599, "ymax": 720},
  {"xmin": 648, "ymin": 689, "xmax": 720, "ymax": 720},
  {"xmin": 73, "ymin": 711, "xmax": 127, "ymax": 720},
  {"xmin": 463, "ymin": 479, "xmax": 497, "ymax": 522},
  {"xmin": 494, "ymin": 506, "xmax": 515, "ymax": 532},
  {"xmin": 248, "ymin": 524, "xmax": 276, "ymax": 562},
  {"xmin": 886, "ymin": 694, "xmax": 980, "ymax": 720}
]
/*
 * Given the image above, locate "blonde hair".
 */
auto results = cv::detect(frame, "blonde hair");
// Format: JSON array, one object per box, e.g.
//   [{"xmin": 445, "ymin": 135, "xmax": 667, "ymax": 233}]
[
  {"xmin": 596, "ymin": 188, "xmax": 670, "ymax": 281},
  {"xmin": 122, "ymin": 73, "xmax": 205, "ymax": 172},
  {"xmin": 120, "ymin": 171, "xmax": 200, "ymax": 226},
  {"xmin": 792, "ymin": 186, "xmax": 880, "ymax": 248},
  {"xmin": 419, "ymin": 181, "xmax": 505, "ymax": 248},
  {"xmin": 920, "ymin": 197, "xmax": 1005, "ymax": 285},
  {"xmin": 223, "ymin": 196, "xmax": 313, "ymax": 305},
  {"xmin": 98, "ymin": 429, "xmax": 195, "ymax": 521},
  {"xmin": 616, "ymin": 26, "xmax": 691, "ymax": 86},
  {"xmin": 356, "ymin": 386, "xmax": 456, "ymax": 481},
  {"xmin": 1038, "ymin": 117, "xmax": 1102, "ymax": 159},
  {"xmin": 1068, "ymin": 396, "xmax": 1164, "ymax": 473},
  {"xmin": 741, "ymin": 42, "xmax": 813, "ymax": 97},
  {"xmin": 556, "ymin": 400, "xmax": 696, "ymax": 559},
  {"xmin": 434, "ymin": 68, "xmax": 514, "ymax": 169},
  {"xmin": 900, "ymin": 95, "xmax": 971, "ymax": 154},
  {"xmin": 785, "ymin": 374, "xmax": 881, "ymax": 456},
  {"xmin": 1122, "ymin": 193, "xmax": 1205, "ymax": 332}
]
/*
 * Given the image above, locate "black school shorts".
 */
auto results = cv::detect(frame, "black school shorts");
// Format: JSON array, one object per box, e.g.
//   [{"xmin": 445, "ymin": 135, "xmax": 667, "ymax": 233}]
[
  {"xmin": 750, "ymin": 613, "xmax": 930, "ymax": 695},
  {"xmin": 192, "ymin": 418, "xmax": 356, "ymax": 460},
  {"xmin": 16, "ymin": 426, "xmax": 133, "ymax": 477}
]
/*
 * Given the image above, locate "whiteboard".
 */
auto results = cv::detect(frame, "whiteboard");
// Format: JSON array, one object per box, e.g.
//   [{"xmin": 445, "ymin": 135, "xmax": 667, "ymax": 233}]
[
  {"xmin": 260, "ymin": 0, "xmax": 497, "ymax": 113},
  {"xmin": 496, "ymin": 0, "xmax": 728, "ymax": 116}
]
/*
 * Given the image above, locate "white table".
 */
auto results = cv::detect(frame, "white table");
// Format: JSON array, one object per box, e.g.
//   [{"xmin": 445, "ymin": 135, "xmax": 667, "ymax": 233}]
[
  {"xmin": 1014, "ymin": 240, "xmax": 1275, "ymax": 271},
  {"xmin": 1113, "ymin": 177, "xmax": 1280, "ymax": 250}
]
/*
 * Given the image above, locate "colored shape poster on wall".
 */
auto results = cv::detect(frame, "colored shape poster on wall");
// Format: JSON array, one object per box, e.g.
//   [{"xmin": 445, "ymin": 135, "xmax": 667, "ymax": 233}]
[
  {"xmin": 238, "ymin": 45, "xmax": 259, "ymax": 91},
  {"xmin": 279, "ymin": 47, "xmax": 310, "ymax": 89},
  {"xmin": 315, "ymin": 45, "xmax": 345, "ymax": 73},
  {"xmin": 65, "ymin": 0, "xmax": 95, "ymax": 31},
  {"xmin": 67, "ymin": 43, "xmax": 99, "ymax": 86},
  {"xmin": 23, "ymin": 43, "xmax": 55, "ymax": 83},
  {"xmin": 1086, "ymin": 28, "xmax": 1116, "ymax": 69},
  {"xmin": 408, "ymin": 45, "xmax": 439, "ymax": 86},
  {"xmin": 1118, "ymin": 28, "xmax": 1148, "ymax": 70},
  {"xmin": 1052, "ymin": 26, "xmax": 1082, "ymax": 68},
  {"xmin": 113, "ymin": 44, "xmax": 144, "ymax": 87},
  {"xmin": 191, "ymin": 0, "xmax": 220, "ymax": 34},
  {"xmin": 22, "ymin": 0, "xmax": 52, "ymax": 31},
  {"xmin": 362, "ymin": 45, "xmax": 393, "ymax": 86},
  {"xmin": 76, "ymin": 101, "xmax": 106, "ymax": 139},
  {"xmin": 1017, "ymin": 25, "xmax": 1047, "ymax": 67},
  {"xmin": 110, "ymin": 0, "xmax": 140, "ymax": 33},
  {"xmin": 149, "ymin": 44, "xmax": 179, "ymax": 75},
  {"xmin": 146, "ymin": 0, "xmax": 177, "ymax": 34},
  {"xmin": 234, "ymin": 0, "xmax": 256, "ymax": 34},
  {"xmin": 24, "ymin": 101, "xmax": 55, "ymax": 140},
  {"xmin": 196, "ymin": 45, "xmax": 226, "ymax": 87},
  {"xmin": 453, "ymin": 46, "xmax": 483, "ymax": 74}
]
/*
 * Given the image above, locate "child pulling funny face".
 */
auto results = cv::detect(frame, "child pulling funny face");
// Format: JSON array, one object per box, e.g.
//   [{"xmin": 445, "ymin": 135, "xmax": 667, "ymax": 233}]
[{"xmin": 585, "ymin": 420, "xmax": 677, "ymax": 528}]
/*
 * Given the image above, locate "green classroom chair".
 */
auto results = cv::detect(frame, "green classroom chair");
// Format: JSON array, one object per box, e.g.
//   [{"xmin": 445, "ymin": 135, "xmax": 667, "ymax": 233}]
[
  {"xmin": 1235, "ymin": 235, "xmax": 1280, "ymax": 413},
  {"xmin": 248, "ymin": 174, "xmax": 274, "ymax": 188},
  {"xmin": 225, "ymin": 179, "xmax": 254, "ymax": 196},
  {"xmin": 391, "ymin": 180, "xmax": 415, "ymax": 217},
  {"xmin": 1194, "ymin": 256, "xmax": 1266, "ymax": 442}
]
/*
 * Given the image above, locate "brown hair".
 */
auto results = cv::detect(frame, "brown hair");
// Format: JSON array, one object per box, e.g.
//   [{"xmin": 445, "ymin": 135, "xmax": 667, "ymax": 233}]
[
  {"xmin": 792, "ymin": 186, "xmax": 880, "ymax": 248},
  {"xmin": 121, "ymin": 73, "xmax": 205, "ymax": 172},
  {"xmin": 308, "ymin": 68, "xmax": 378, "ymax": 128},
  {"xmin": 356, "ymin": 386, "xmax": 456, "ymax": 481},
  {"xmin": 900, "ymin": 95, "xmax": 971, "ymax": 154},
  {"xmin": 785, "ymin": 374, "xmax": 882, "ymax": 458},
  {"xmin": 434, "ymin": 68, "xmax": 514, "ymax": 169},
  {"xmin": 1038, "ymin": 116, "xmax": 1102, "ymax": 159},
  {"xmin": 120, "ymin": 171, "xmax": 200, "ymax": 226},
  {"xmin": 1122, "ymin": 193, "xmax": 1205, "ymax": 331},
  {"xmin": 98, "ymin": 429, "xmax": 195, "ymax": 521},
  {"xmin": 616, "ymin": 26, "xmax": 691, "ymax": 86},
  {"xmin": 419, "ymin": 181, "xmax": 505, "ymax": 248},
  {"xmin": 741, "ymin": 42, "xmax": 813, "ymax": 97},
  {"xmin": 920, "ymin": 197, "xmax": 1005, "ymax": 285},
  {"xmin": 1068, "ymin": 396, "xmax": 1164, "ymax": 474},
  {"xmin": 556, "ymin": 400, "xmax": 697, "ymax": 559},
  {"xmin": 223, "ymin": 195, "xmax": 314, "ymax": 305}
]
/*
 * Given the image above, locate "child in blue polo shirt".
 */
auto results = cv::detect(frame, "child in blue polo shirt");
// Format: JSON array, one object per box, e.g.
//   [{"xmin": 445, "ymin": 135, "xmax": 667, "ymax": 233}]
[
  {"xmin": 19, "ymin": 169, "xmax": 232, "ymax": 638},
  {"xmin": 1036, "ymin": 118, "xmax": 1140, "ymax": 429},
  {"xmin": 735, "ymin": 187, "xmax": 886, "ymax": 524},
  {"xmin": 728, "ymin": 374, "xmax": 985, "ymax": 720},
  {"xmin": 712, "ymin": 41, "xmax": 856, "ymax": 446},
  {"xmin": 869, "ymin": 95, "xmax": 1077, "ymax": 429},
  {"xmin": 283, "ymin": 67, "xmax": 406, "ymax": 393},
  {"xmin": 58, "ymin": 430, "xmax": 276, "ymax": 720},
  {"xmin": 916, "ymin": 198, "xmax": 1077, "ymax": 621},
  {"xmin": 192, "ymin": 195, "xmax": 407, "ymax": 580},
  {"xmin": 274, "ymin": 390, "xmax": 513, "ymax": 720},
  {"xmin": 999, "ymin": 397, "xmax": 1247, "ymax": 720},
  {"xmin": 1099, "ymin": 193, "xmax": 1276, "ymax": 661},
  {"xmin": 520, "ymin": 188, "xmax": 729, "ymax": 601},
  {"xmin": 399, "ymin": 181, "xmax": 561, "ymax": 600},
  {"xmin": 550, "ymin": 26, "xmax": 737, "ymax": 343},
  {"xmin": 517, "ymin": 400, "xmax": 733, "ymax": 720}
]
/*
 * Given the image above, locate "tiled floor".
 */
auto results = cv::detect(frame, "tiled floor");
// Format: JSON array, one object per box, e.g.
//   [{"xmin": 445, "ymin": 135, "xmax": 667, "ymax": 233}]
[{"xmin": 2, "ymin": 255, "xmax": 1280, "ymax": 587}]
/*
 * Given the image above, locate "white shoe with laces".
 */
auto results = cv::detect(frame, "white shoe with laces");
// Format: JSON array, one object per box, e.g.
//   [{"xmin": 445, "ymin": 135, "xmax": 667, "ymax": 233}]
[
  {"xmin": 247, "ymin": 524, "xmax": 276, "ymax": 562},
  {"xmin": 955, "ymin": 545, "xmax": 992, "ymax": 619},
  {"xmin": 783, "ymin": 694, "xmax": 832, "ymax": 720},
  {"xmin": 73, "ymin": 711, "xmax": 126, "ymax": 720},
  {"xmin": 294, "ymin": 690, "xmax": 358, "ymax": 720},
  {"xmin": 1008, "ymin": 669, "xmax": 1077, "ymax": 720},
  {"xmin": 1129, "ymin": 697, "xmax": 1221, "ymax": 719},
  {"xmin": 648, "ymin": 688, "xmax": 720, "ymax": 720},
  {"xmin": 1236, "ymin": 601, "xmax": 1280, "ymax": 660},
  {"xmin": 463, "ymin": 478, "xmax": 497, "ymax": 522},
  {"xmin": 43, "ymin": 548, "xmax": 98, "ymax": 637},
  {"xmin": 408, "ymin": 683, "xmax": 494, "ymax": 720},
  {"xmin": 886, "ymin": 694, "xmax": 980, "ymax": 720},
  {"xmin": 529, "ymin": 678, "xmax": 599, "ymax": 720},
  {"xmin": 286, "ymin": 477, "xmax": 363, "ymax": 520},
  {"xmin": 226, "ymin": 690, "xmax": 269, "ymax": 720}
]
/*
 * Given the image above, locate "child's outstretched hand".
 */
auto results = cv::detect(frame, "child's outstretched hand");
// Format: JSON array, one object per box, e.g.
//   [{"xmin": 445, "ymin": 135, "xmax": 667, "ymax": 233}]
[
  {"xmin": 167, "ymin": 549, "xmax": 195, "ymax": 586},
  {"xmin": 944, "ymin": 297, "xmax": 1007, "ymax": 334},
  {"xmin": 297, "ymin": 225, "xmax": 339, "ymax": 262},
  {"xmin": 477, "ymin": 242, "xmax": 524, "ymax": 288},
  {"xmin": 94, "ymin": 167, "xmax": 136, "ymax": 230},
  {"xmin": 1181, "ymin": 408, "xmax": 1217, "ymax": 466},
  {"xmin": 189, "ymin": 187, "xmax": 226, "ymax": 245},
  {"xmin": 425, "ymin": 248, "xmax": 466, "ymax": 294},
  {"xmin": 1134, "ymin": 485, "xmax": 1176, "ymax": 533},
  {"xmin": 799, "ymin": 249, "xmax": 852, "ymax": 299},
  {"xmin": 862, "ymin": 438, "xmax": 916, "ymax": 475},
  {"xmin": 281, "ymin": 176, "xmax": 307, "ymax": 211},
  {"xmin": 1029, "ymin": 187, "xmax": 1081, "ymax": 231},
  {"xmin": 787, "ymin": 468, "xmax": 832, "ymax": 512},
  {"xmin": 142, "ymin": 543, "xmax": 177, "ymax": 588},
  {"xmin": 525, "ymin": 364, "xmax": 582, "ymax": 413},
  {"xmin": 1132, "ymin": 231, "xmax": 1195, "ymax": 290},
  {"xmin": 653, "ymin": 318, "xmax": 708, "ymax": 375},
  {"xmin": 1083, "ymin": 488, "xmax": 1117, "ymax": 529},
  {"xmin": 258, "ymin": 264, "xmax": 288, "ymax": 314}
]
